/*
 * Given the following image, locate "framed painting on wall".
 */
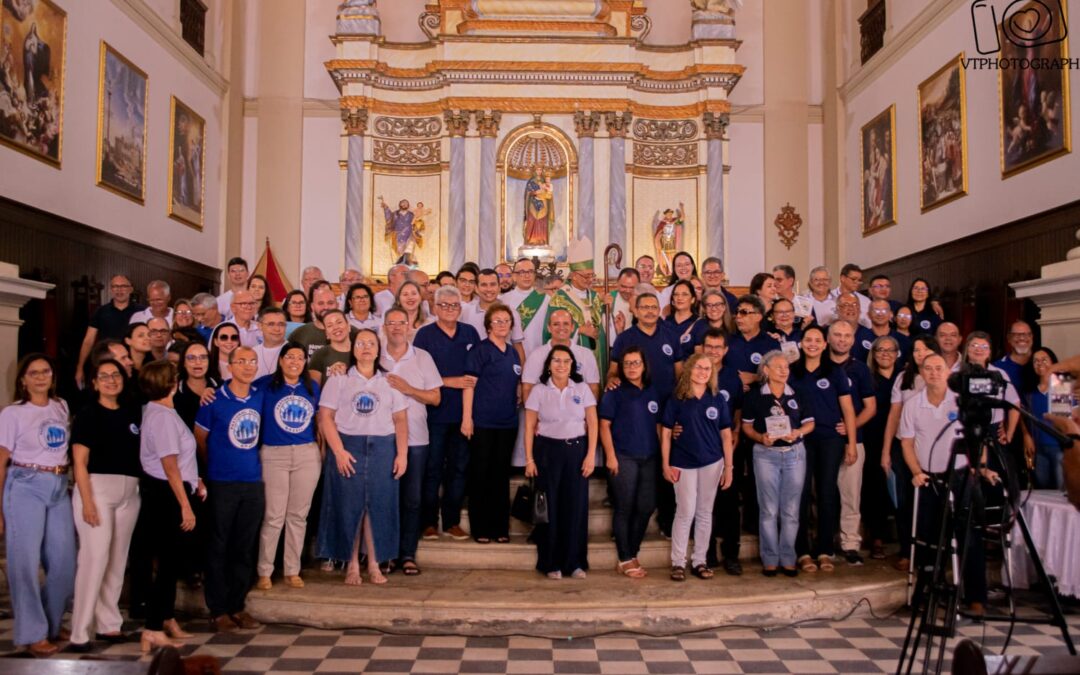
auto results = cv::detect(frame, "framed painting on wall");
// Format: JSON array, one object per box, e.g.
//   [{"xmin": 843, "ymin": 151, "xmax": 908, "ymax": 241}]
[
  {"xmin": 860, "ymin": 104, "xmax": 897, "ymax": 235},
  {"xmin": 96, "ymin": 42, "xmax": 147, "ymax": 202},
  {"xmin": 917, "ymin": 54, "xmax": 968, "ymax": 211},
  {"xmin": 0, "ymin": 0, "xmax": 66, "ymax": 165},
  {"xmin": 998, "ymin": 1, "xmax": 1071, "ymax": 177},
  {"xmin": 167, "ymin": 96, "xmax": 205, "ymax": 229}
]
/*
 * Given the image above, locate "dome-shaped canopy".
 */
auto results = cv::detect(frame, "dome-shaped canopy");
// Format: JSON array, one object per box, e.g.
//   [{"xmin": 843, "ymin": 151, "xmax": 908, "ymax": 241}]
[{"xmin": 506, "ymin": 132, "xmax": 568, "ymax": 179}]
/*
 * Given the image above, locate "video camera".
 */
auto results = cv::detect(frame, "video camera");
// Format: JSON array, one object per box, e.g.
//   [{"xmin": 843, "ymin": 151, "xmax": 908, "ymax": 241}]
[{"xmin": 947, "ymin": 365, "xmax": 1007, "ymax": 460}]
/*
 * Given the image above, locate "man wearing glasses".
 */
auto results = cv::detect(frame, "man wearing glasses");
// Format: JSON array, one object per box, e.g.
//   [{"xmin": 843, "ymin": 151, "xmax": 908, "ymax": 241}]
[
  {"xmin": 856, "ymin": 299, "xmax": 908, "ymax": 367},
  {"xmin": 866, "ymin": 274, "xmax": 902, "ymax": 314},
  {"xmin": 253, "ymin": 307, "xmax": 288, "ymax": 378},
  {"xmin": 727, "ymin": 295, "xmax": 781, "ymax": 390},
  {"xmin": 230, "ymin": 290, "xmax": 263, "ymax": 347},
  {"xmin": 465, "ymin": 269, "xmax": 525, "ymax": 364},
  {"xmin": 76, "ymin": 275, "xmax": 144, "ymax": 389},
  {"xmin": 146, "ymin": 318, "xmax": 172, "ymax": 363},
  {"xmin": 701, "ymin": 257, "xmax": 739, "ymax": 310},
  {"xmin": 502, "ymin": 257, "xmax": 549, "ymax": 356},
  {"xmin": 827, "ymin": 264, "xmax": 870, "ymax": 328},
  {"xmin": 804, "ymin": 266, "xmax": 837, "ymax": 327}
]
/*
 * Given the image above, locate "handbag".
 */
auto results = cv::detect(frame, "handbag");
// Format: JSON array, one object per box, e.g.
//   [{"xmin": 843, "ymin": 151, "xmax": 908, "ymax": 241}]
[{"xmin": 511, "ymin": 478, "xmax": 548, "ymax": 525}]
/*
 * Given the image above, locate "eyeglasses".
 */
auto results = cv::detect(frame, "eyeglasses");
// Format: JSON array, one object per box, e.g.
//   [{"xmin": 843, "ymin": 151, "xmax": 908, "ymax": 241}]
[
  {"xmin": 513, "ymin": 269, "xmax": 535, "ymax": 275},
  {"xmin": 217, "ymin": 334, "xmax": 240, "ymax": 342},
  {"xmin": 873, "ymin": 348, "xmax": 898, "ymax": 354},
  {"xmin": 637, "ymin": 305, "xmax": 660, "ymax": 312},
  {"xmin": 896, "ymin": 314, "xmax": 912, "ymax": 320},
  {"xmin": 702, "ymin": 269, "xmax": 722, "ymax": 276},
  {"xmin": 385, "ymin": 320, "xmax": 408, "ymax": 327},
  {"xmin": 1009, "ymin": 332, "xmax": 1033, "ymax": 338},
  {"xmin": 736, "ymin": 309, "xmax": 760, "ymax": 316},
  {"xmin": 870, "ymin": 283, "xmax": 890, "ymax": 290},
  {"xmin": 845, "ymin": 275, "xmax": 863, "ymax": 284},
  {"xmin": 261, "ymin": 321, "xmax": 286, "ymax": 328},
  {"xmin": 870, "ymin": 309, "xmax": 890, "ymax": 315},
  {"xmin": 149, "ymin": 329, "xmax": 170, "ymax": 336},
  {"xmin": 232, "ymin": 359, "xmax": 258, "ymax": 367},
  {"xmin": 704, "ymin": 302, "xmax": 726, "ymax": 310},
  {"xmin": 351, "ymin": 296, "xmax": 371, "ymax": 303},
  {"xmin": 969, "ymin": 344, "xmax": 991, "ymax": 352},
  {"xmin": 622, "ymin": 360, "xmax": 644, "ymax": 368},
  {"xmin": 185, "ymin": 354, "xmax": 209, "ymax": 362},
  {"xmin": 97, "ymin": 372, "xmax": 124, "ymax": 382},
  {"xmin": 26, "ymin": 368, "xmax": 53, "ymax": 378},
  {"xmin": 436, "ymin": 302, "xmax": 461, "ymax": 311},
  {"xmin": 282, "ymin": 354, "xmax": 306, "ymax": 363},
  {"xmin": 773, "ymin": 310, "xmax": 793, "ymax": 316},
  {"xmin": 355, "ymin": 340, "xmax": 379, "ymax": 349},
  {"xmin": 1032, "ymin": 357, "xmax": 1052, "ymax": 365},
  {"xmin": 175, "ymin": 309, "xmax": 193, "ymax": 316},
  {"xmin": 234, "ymin": 301, "xmax": 257, "ymax": 308},
  {"xmin": 550, "ymin": 358, "xmax": 573, "ymax": 366},
  {"xmin": 490, "ymin": 318, "xmax": 511, "ymax": 326}
]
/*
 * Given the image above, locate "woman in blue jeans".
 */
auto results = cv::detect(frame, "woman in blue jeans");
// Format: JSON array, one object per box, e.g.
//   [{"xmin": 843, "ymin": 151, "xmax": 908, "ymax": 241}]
[
  {"xmin": 0, "ymin": 354, "xmax": 75, "ymax": 657},
  {"xmin": 599, "ymin": 346, "xmax": 661, "ymax": 578},
  {"xmin": 742, "ymin": 351, "xmax": 814, "ymax": 577}
]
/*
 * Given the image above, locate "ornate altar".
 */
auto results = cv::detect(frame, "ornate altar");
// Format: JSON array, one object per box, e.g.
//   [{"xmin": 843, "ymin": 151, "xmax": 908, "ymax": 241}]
[{"xmin": 327, "ymin": 0, "xmax": 743, "ymax": 278}]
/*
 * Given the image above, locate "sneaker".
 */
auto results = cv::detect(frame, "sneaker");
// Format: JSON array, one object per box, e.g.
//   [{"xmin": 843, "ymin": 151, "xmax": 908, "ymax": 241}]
[
  {"xmin": 571, "ymin": 568, "xmax": 587, "ymax": 579},
  {"xmin": 722, "ymin": 559, "xmax": 743, "ymax": 576},
  {"xmin": 445, "ymin": 525, "xmax": 469, "ymax": 541},
  {"xmin": 843, "ymin": 550, "xmax": 864, "ymax": 566},
  {"xmin": 422, "ymin": 526, "xmax": 439, "ymax": 540}
]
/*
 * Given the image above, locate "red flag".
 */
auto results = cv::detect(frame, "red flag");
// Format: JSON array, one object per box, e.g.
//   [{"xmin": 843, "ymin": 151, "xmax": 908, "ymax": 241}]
[{"xmin": 252, "ymin": 238, "xmax": 293, "ymax": 303}]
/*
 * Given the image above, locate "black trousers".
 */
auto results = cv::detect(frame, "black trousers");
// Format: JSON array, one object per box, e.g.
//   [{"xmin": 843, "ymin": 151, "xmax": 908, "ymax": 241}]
[
  {"xmin": 138, "ymin": 477, "xmax": 196, "ymax": 631},
  {"xmin": 608, "ymin": 454, "xmax": 657, "ymax": 562},
  {"xmin": 914, "ymin": 473, "xmax": 987, "ymax": 605},
  {"xmin": 534, "ymin": 436, "xmax": 590, "ymax": 574},
  {"xmin": 467, "ymin": 426, "xmax": 517, "ymax": 540},
  {"xmin": 861, "ymin": 433, "xmax": 893, "ymax": 544},
  {"xmin": 204, "ymin": 481, "xmax": 265, "ymax": 617},
  {"xmin": 707, "ymin": 437, "xmax": 754, "ymax": 565}
]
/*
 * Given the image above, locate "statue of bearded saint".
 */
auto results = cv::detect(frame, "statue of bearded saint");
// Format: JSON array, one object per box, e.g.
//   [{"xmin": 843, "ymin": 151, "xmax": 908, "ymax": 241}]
[
  {"xmin": 380, "ymin": 196, "xmax": 428, "ymax": 266},
  {"xmin": 690, "ymin": 0, "xmax": 743, "ymax": 13}
]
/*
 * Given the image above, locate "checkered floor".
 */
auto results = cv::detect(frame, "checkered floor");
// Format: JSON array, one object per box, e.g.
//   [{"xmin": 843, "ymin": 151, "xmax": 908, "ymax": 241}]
[{"xmin": 1, "ymin": 600, "xmax": 1078, "ymax": 674}]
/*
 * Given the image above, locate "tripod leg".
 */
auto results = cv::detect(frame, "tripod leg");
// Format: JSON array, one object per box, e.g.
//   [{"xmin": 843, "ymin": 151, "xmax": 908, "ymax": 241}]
[
  {"xmin": 907, "ymin": 485, "xmax": 920, "ymax": 606},
  {"xmin": 1014, "ymin": 508, "xmax": 1077, "ymax": 655}
]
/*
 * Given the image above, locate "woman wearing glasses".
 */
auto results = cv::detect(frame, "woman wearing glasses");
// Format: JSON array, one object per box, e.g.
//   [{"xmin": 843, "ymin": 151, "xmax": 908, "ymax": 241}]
[
  {"xmin": 862, "ymin": 336, "xmax": 901, "ymax": 560},
  {"xmin": 462, "ymin": 303, "xmax": 522, "ymax": 544},
  {"xmin": 687, "ymin": 289, "xmax": 734, "ymax": 358},
  {"xmin": 345, "ymin": 282, "xmax": 380, "ymax": 331},
  {"xmin": 0, "ymin": 354, "xmax": 75, "ymax": 657},
  {"xmin": 283, "ymin": 290, "xmax": 311, "ymax": 338},
  {"xmin": 208, "ymin": 322, "xmax": 241, "ymax": 381},
  {"xmin": 69, "ymin": 359, "xmax": 144, "ymax": 651}
]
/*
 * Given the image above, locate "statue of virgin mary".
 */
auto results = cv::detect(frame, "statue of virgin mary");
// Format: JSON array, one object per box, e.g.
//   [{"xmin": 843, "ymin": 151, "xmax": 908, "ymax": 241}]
[{"xmin": 523, "ymin": 165, "xmax": 554, "ymax": 247}]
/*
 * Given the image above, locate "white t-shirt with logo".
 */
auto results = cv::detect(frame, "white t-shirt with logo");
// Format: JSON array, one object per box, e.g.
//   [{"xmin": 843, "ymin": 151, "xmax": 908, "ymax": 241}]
[
  {"xmin": 525, "ymin": 380, "xmax": 597, "ymax": 440},
  {"xmin": 319, "ymin": 368, "xmax": 408, "ymax": 436},
  {"xmin": 521, "ymin": 343, "xmax": 600, "ymax": 386},
  {"xmin": 379, "ymin": 346, "xmax": 444, "ymax": 446},
  {"xmin": 0, "ymin": 399, "xmax": 70, "ymax": 467}
]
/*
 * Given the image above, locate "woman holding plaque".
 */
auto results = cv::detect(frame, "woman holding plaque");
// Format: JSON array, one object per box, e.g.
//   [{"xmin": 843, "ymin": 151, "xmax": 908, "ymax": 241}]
[{"xmin": 741, "ymin": 351, "xmax": 814, "ymax": 577}]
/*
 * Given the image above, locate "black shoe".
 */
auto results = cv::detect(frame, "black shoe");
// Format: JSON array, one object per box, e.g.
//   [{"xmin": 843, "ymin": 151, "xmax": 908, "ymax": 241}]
[
  {"xmin": 95, "ymin": 632, "xmax": 129, "ymax": 644},
  {"xmin": 762, "ymin": 567, "xmax": 778, "ymax": 577},
  {"xmin": 843, "ymin": 550, "xmax": 864, "ymax": 566},
  {"xmin": 781, "ymin": 567, "xmax": 798, "ymax": 578},
  {"xmin": 67, "ymin": 642, "xmax": 93, "ymax": 654},
  {"xmin": 723, "ymin": 559, "xmax": 743, "ymax": 576}
]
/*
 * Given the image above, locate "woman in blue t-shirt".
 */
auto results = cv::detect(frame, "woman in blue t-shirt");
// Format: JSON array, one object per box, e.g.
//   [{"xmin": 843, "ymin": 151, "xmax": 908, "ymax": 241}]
[
  {"xmin": 862, "ymin": 335, "xmax": 901, "ymax": 560},
  {"xmin": 661, "ymin": 353, "xmax": 734, "ymax": 581},
  {"xmin": 905, "ymin": 278, "xmax": 943, "ymax": 335},
  {"xmin": 789, "ymin": 326, "xmax": 857, "ymax": 573},
  {"xmin": 254, "ymin": 342, "xmax": 321, "ymax": 591},
  {"xmin": 1029, "ymin": 348, "xmax": 1064, "ymax": 489},
  {"xmin": 599, "ymin": 346, "xmax": 661, "ymax": 578}
]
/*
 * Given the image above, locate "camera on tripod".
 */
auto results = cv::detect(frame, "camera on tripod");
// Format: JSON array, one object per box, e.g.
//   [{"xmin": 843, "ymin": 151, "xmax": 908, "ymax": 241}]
[{"xmin": 947, "ymin": 366, "xmax": 1007, "ymax": 453}]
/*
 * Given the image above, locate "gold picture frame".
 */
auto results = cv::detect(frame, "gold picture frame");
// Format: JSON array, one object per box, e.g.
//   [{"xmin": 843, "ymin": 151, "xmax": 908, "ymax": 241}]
[
  {"xmin": 167, "ymin": 96, "xmax": 205, "ymax": 229},
  {"xmin": 917, "ymin": 53, "xmax": 968, "ymax": 212},
  {"xmin": 0, "ymin": 0, "xmax": 66, "ymax": 166},
  {"xmin": 998, "ymin": 0, "xmax": 1072, "ymax": 178},
  {"xmin": 96, "ymin": 42, "xmax": 148, "ymax": 203},
  {"xmin": 860, "ymin": 104, "xmax": 897, "ymax": 236}
]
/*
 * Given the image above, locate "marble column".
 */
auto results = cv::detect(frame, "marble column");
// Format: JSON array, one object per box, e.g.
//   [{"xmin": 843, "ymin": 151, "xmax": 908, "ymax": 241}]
[
  {"xmin": 604, "ymin": 111, "xmax": 631, "ymax": 257},
  {"xmin": 446, "ymin": 111, "xmax": 470, "ymax": 271},
  {"xmin": 477, "ymin": 111, "xmax": 502, "ymax": 267},
  {"xmin": 703, "ymin": 112, "xmax": 729, "ymax": 263},
  {"xmin": 574, "ymin": 112, "xmax": 601, "ymax": 246},
  {"xmin": 342, "ymin": 108, "xmax": 368, "ymax": 272},
  {"xmin": 0, "ymin": 262, "xmax": 52, "ymax": 403}
]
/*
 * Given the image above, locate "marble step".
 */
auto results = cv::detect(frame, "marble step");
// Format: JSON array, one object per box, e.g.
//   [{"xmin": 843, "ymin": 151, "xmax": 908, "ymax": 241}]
[
  {"xmin": 177, "ymin": 564, "xmax": 908, "ymax": 636},
  {"xmin": 416, "ymin": 532, "xmax": 761, "ymax": 570},
  {"xmin": 458, "ymin": 504, "xmax": 660, "ymax": 538}
]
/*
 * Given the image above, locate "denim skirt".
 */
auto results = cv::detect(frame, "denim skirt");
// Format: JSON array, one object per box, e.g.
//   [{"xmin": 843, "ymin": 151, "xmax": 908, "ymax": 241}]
[{"xmin": 317, "ymin": 433, "xmax": 399, "ymax": 563}]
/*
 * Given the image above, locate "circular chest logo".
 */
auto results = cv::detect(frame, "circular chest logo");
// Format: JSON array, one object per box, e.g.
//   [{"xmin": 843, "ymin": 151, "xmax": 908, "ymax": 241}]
[
  {"xmin": 466, "ymin": 343, "xmax": 474, "ymax": 351},
  {"xmin": 787, "ymin": 399, "xmax": 799, "ymax": 410},
  {"xmin": 39, "ymin": 420, "xmax": 67, "ymax": 452},
  {"xmin": 354, "ymin": 391, "xmax": 380, "ymax": 416},
  {"xmin": 228, "ymin": 410, "xmax": 261, "ymax": 450},
  {"xmin": 680, "ymin": 333, "xmax": 692, "ymax": 344},
  {"xmin": 948, "ymin": 411, "xmax": 959, "ymax": 422},
  {"xmin": 513, "ymin": 364, "xmax": 522, "ymax": 376},
  {"xmin": 662, "ymin": 344, "xmax": 674, "ymax": 357},
  {"xmin": 647, "ymin": 400, "xmax": 659, "ymax": 414},
  {"xmin": 816, "ymin": 378, "xmax": 830, "ymax": 390},
  {"xmin": 862, "ymin": 340, "xmax": 873, "ymax": 350},
  {"xmin": 920, "ymin": 319, "xmax": 931, "ymax": 330},
  {"xmin": 705, "ymin": 406, "xmax": 719, "ymax": 420},
  {"xmin": 572, "ymin": 395, "xmax": 582, "ymax": 405},
  {"xmin": 129, "ymin": 423, "xmax": 140, "ymax": 436},
  {"xmin": 720, "ymin": 390, "xmax": 731, "ymax": 402},
  {"xmin": 275, "ymin": 395, "xmax": 314, "ymax": 433},
  {"xmin": 750, "ymin": 353, "xmax": 763, "ymax": 365}
]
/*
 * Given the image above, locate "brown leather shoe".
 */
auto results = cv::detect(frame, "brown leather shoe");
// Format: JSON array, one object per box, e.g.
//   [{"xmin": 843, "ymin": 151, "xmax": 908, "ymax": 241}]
[
  {"xmin": 422, "ymin": 526, "xmax": 439, "ymax": 540},
  {"xmin": 212, "ymin": 614, "xmax": 238, "ymax": 633},
  {"xmin": 27, "ymin": 639, "xmax": 59, "ymax": 657},
  {"xmin": 231, "ymin": 611, "xmax": 262, "ymax": 630},
  {"xmin": 445, "ymin": 525, "xmax": 469, "ymax": 540}
]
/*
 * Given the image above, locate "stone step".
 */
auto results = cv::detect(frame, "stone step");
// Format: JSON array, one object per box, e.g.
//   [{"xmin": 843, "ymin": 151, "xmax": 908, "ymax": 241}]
[
  {"xmin": 458, "ymin": 505, "xmax": 660, "ymax": 538},
  {"xmin": 176, "ymin": 564, "xmax": 908, "ymax": 636},
  {"xmin": 416, "ymin": 532, "xmax": 761, "ymax": 570},
  {"xmin": 506, "ymin": 475, "xmax": 614, "ymax": 507}
]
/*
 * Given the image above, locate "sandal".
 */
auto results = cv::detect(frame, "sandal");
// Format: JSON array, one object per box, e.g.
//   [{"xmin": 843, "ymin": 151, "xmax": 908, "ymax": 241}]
[
  {"xmin": 670, "ymin": 565, "xmax": 686, "ymax": 582},
  {"xmin": 616, "ymin": 560, "xmax": 647, "ymax": 579},
  {"xmin": 401, "ymin": 560, "xmax": 421, "ymax": 576},
  {"xmin": 496, "ymin": 536, "xmax": 510, "ymax": 544},
  {"xmin": 871, "ymin": 540, "xmax": 886, "ymax": 560},
  {"xmin": 817, "ymin": 555, "xmax": 835, "ymax": 572},
  {"xmin": 798, "ymin": 555, "xmax": 818, "ymax": 573},
  {"xmin": 692, "ymin": 565, "xmax": 714, "ymax": 580},
  {"xmin": 475, "ymin": 537, "xmax": 491, "ymax": 544}
]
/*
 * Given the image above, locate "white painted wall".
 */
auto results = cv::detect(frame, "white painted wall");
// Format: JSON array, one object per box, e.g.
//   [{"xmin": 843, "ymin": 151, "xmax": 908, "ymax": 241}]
[
  {"xmin": 726, "ymin": 122, "xmax": 766, "ymax": 282},
  {"xmin": 0, "ymin": 0, "xmax": 226, "ymax": 269},
  {"xmin": 842, "ymin": 0, "xmax": 1080, "ymax": 266}
]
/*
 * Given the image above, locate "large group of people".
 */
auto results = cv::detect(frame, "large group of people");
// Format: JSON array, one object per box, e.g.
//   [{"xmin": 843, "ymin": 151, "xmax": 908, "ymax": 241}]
[{"xmin": 2, "ymin": 250, "xmax": 1080, "ymax": 658}]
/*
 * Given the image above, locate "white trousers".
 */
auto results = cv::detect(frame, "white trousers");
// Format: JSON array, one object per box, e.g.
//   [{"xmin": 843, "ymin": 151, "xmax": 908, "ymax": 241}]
[
  {"xmin": 837, "ymin": 442, "xmax": 866, "ymax": 551},
  {"xmin": 670, "ymin": 459, "xmax": 724, "ymax": 568},
  {"xmin": 257, "ymin": 443, "xmax": 321, "ymax": 577},
  {"xmin": 71, "ymin": 474, "xmax": 140, "ymax": 644}
]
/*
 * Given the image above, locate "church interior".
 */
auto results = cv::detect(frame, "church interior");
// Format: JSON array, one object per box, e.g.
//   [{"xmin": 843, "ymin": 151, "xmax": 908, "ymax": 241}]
[{"xmin": 1, "ymin": 0, "xmax": 1079, "ymax": 672}]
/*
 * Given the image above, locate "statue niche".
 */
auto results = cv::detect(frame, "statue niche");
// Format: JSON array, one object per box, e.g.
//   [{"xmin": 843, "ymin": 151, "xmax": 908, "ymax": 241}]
[{"xmin": 499, "ymin": 124, "xmax": 576, "ymax": 263}]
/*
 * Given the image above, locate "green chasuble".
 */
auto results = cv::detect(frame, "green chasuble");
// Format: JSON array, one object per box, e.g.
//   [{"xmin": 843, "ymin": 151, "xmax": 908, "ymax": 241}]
[{"xmin": 542, "ymin": 286, "xmax": 608, "ymax": 374}]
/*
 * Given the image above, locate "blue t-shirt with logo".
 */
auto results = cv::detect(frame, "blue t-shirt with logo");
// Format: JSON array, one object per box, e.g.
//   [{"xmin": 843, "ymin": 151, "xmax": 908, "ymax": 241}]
[
  {"xmin": 742, "ymin": 383, "xmax": 814, "ymax": 447},
  {"xmin": 195, "ymin": 384, "xmax": 264, "ymax": 482},
  {"xmin": 837, "ymin": 357, "xmax": 876, "ymax": 443},
  {"xmin": 661, "ymin": 390, "xmax": 732, "ymax": 469},
  {"xmin": 852, "ymin": 326, "xmax": 879, "ymax": 363},
  {"xmin": 598, "ymin": 383, "xmax": 660, "ymax": 459},
  {"xmin": 725, "ymin": 330, "xmax": 781, "ymax": 375},
  {"xmin": 464, "ymin": 338, "xmax": 521, "ymax": 429},
  {"xmin": 254, "ymin": 375, "xmax": 320, "ymax": 447},
  {"xmin": 790, "ymin": 363, "xmax": 852, "ymax": 441},
  {"xmin": 611, "ymin": 324, "xmax": 682, "ymax": 401},
  {"xmin": 716, "ymin": 366, "xmax": 744, "ymax": 419},
  {"xmin": 413, "ymin": 321, "xmax": 481, "ymax": 425}
]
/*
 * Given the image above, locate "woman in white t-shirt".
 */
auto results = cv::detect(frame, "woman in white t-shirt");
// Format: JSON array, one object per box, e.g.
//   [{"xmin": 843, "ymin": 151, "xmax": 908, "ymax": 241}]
[
  {"xmin": 0, "ymin": 354, "xmax": 75, "ymax": 657},
  {"xmin": 524, "ymin": 345, "xmax": 598, "ymax": 579},
  {"xmin": 317, "ymin": 329, "xmax": 409, "ymax": 586}
]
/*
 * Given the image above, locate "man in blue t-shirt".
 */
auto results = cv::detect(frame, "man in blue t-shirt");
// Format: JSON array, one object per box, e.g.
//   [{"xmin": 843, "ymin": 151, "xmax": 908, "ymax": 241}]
[
  {"xmin": 609, "ymin": 291, "xmax": 683, "ymax": 401},
  {"xmin": 726, "ymin": 295, "xmax": 781, "ymax": 390},
  {"xmin": 195, "ymin": 346, "xmax": 265, "ymax": 633}
]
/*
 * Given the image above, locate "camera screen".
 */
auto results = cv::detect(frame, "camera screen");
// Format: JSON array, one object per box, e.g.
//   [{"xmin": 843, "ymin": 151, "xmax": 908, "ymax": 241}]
[{"xmin": 968, "ymin": 378, "xmax": 995, "ymax": 395}]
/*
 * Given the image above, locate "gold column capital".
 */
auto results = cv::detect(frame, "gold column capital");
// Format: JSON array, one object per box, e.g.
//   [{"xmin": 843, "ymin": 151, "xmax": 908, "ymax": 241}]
[
  {"xmin": 574, "ymin": 111, "xmax": 602, "ymax": 138},
  {"xmin": 444, "ymin": 110, "xmax": 471, "ymax": 137},
  {"xmin": 604, "ymin": 111, "xmax": 632, "ymax": 138},
  {"xmin": 342, "ymin": 107, "xmax": 369, "ymax": 135},
  {"xmin": 476, "ymin": 111, "xmax": 502, "ymax": 138},
  {"xmin": 703, "ymin": 111, "xmax": 730, "ymax": 140}
]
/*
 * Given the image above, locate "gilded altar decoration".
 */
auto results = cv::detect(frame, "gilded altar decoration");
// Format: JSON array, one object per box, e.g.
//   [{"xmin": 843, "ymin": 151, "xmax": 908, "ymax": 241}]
[
  {"xmin": 0, "ymin": 0, "xmax": 65, "ymax": 165},
  {"xmin": 652, "ymin": 204, "xmax": 685, "ymax": 279},
  {"xmin": 167, "ymin": 97, "xmax": 205, "ymax": 229},
  {"xmin": 96, "ymin": 42, "xmax": 147, "ymax": 203},
  {"xmin": 380, "ymin": 196, "xmax": 430, "ymax": 266},
  {"xmin": 774, "ymin": 203, "xmax": 802, "ymax": 250},
  {"xmin": 634, "ymin": 142, "xmax": 697, "ymax": 167},
  {"xmin": 918, "ymin": 54, "xmax": 968, "ymax": 211},
  {"xmin": 373, "ymin": 116, "xmax": 442, "ymax": 138},
  {"xmin": 373, "ymin": 140, "xmax": 441, "ymax": 165},
  {"xmin": 632, "ymin": 119, "xmax": 697, "ymax": 142}
]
